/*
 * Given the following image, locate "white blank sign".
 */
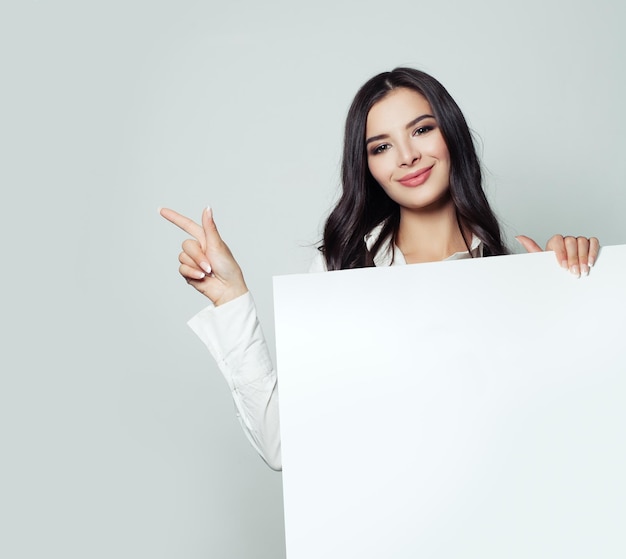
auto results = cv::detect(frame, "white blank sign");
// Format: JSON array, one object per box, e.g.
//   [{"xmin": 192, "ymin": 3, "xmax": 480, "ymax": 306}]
[{"xmin": 273, "ymin": 247, "xmax": 626, "ymax": 559}]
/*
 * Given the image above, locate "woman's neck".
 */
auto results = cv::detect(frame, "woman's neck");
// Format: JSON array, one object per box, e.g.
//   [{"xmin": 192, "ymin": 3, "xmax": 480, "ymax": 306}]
[{"xmin": 396, "ymin": 200, "xmax": 470, "ymax": 264}]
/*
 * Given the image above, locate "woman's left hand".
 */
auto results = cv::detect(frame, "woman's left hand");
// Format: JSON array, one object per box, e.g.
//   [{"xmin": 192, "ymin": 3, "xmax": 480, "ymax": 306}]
[{"xmin": 516, "ymin": 235, "xmax": 600, "ymax": 278}]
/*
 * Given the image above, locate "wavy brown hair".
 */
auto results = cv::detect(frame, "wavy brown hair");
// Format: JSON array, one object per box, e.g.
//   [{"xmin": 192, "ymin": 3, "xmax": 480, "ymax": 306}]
[{"xmin": 321, "ymin": 67, "xmax": 508, "ymax": 270}]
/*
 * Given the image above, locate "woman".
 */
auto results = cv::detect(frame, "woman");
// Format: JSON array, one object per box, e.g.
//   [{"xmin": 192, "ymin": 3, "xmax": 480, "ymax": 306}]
[{"xmin": 160, "ymin": 68, "xmax": 599, "ymax": 471}]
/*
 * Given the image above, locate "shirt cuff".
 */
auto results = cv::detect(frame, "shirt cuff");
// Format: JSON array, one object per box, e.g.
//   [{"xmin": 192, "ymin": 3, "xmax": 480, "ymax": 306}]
[{"xmin": 187, "ymin": 292, "xmax": 273, "ymax": 389}]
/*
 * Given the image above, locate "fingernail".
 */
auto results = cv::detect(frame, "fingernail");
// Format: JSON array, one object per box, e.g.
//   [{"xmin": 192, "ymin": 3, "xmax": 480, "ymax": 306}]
[
  {"xmin": 196, "ymin": 271, "xmax": 206, "ymax": 279},
  {"xmin": 581, "ymin": 264, "xmax": 589, "ymax": 276},
  {"xmin": 588, "ymin": 256, "xmax": 595, "ymax": 267},
  {"xmin": 560, "ymin": 260, "xmax": 568, "ymax": 269},
  {"xmin": 201, "ymin": 261, "xmax": 212, "ymax": 274},
  {"xmin": 570, "ymin": 265, "xmax": 580, "ymax": 278},
  {"xmin": 157, "ymin": 206, "xmax": 163, "ymax": 214}
]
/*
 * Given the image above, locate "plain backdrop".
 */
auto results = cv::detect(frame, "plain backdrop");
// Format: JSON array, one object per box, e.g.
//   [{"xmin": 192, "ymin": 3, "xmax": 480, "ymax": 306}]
[{"xmin": 1, "ymin": 1, "xmax": 624, "ymax": 558}]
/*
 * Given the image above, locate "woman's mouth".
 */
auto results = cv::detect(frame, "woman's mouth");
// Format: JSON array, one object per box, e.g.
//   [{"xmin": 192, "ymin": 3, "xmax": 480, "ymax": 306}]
[{"xmin": 398, "ymin": 165, "xmax": 434, "ymax": 187}]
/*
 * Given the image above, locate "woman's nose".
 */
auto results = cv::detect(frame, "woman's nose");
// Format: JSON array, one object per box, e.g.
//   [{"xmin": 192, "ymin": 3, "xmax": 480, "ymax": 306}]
[{"xmin": 397, "ymin": 141, "xmax": 421, "ymax": 167}]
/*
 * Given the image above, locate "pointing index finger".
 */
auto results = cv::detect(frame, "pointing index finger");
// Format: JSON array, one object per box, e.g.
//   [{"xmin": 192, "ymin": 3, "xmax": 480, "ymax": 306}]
[{"xmin": 159, "ymin": 207, "xmax": 205, "ymax": 241}]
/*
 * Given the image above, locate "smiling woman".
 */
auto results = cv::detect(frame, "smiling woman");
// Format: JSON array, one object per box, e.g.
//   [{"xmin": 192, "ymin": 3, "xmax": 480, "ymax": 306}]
[
  {"xmin": 160, "ymin": 67, "xmax": 600, "ymax": 472},
  {"xmin": 367, "ymin": 89, "xmax": 452, "ymax": 210},
  {"xmin": 365, "ymin": 88, "xmax": 460, "ymax": 263},
  {"xmin": 321, "ymin": 68, "xmax": 509, "ymax": 271}
]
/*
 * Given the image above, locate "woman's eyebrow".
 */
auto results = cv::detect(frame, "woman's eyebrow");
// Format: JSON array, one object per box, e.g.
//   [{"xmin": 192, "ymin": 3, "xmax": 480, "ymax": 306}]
[
  {"xmin": 405, "ymin": 114, "xmax": 434, "ymax": 129},
  {"xmin": 365, "ymin": 114, "xmax": 435, "ymax": 145}
]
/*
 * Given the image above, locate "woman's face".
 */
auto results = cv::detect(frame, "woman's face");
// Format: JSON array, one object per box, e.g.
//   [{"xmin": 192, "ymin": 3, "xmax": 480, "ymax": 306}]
[{"xmin": 366, "ymin": 87, "xmax": 451, "ymax": 212}]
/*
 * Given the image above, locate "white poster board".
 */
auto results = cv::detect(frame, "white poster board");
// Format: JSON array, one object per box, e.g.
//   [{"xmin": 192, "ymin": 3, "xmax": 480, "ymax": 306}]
[{"xmin": 273, "ymin": 247, "xmax": 626, "ymax": 559}]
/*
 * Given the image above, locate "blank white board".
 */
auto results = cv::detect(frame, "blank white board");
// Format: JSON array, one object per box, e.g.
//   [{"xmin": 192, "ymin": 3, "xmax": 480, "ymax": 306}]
[{"xmin": 273, "ymin": 246, "xmax": 626, "ymax": 559}]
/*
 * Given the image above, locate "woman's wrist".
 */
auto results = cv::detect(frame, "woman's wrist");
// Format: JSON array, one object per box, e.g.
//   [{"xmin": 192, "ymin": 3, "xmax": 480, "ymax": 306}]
[{"xmin": 213, "ymin": 283, "xmax": 249, "ymax": 307}]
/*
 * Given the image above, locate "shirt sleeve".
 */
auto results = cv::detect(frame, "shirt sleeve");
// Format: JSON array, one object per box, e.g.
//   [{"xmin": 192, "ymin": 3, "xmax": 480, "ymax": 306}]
[{"xmin": 187, "ymin": 292, "xmax": 282, "ymax": 471}]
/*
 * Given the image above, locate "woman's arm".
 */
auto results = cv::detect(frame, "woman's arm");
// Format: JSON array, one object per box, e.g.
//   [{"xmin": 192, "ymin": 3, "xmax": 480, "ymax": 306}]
[
  {"xmin": 187, "ymin": 293, "xmax": 281, "ymax": 471},
  {"xmin": 160, "ymin": 207, "xmax": 282, "ymax": 470}
]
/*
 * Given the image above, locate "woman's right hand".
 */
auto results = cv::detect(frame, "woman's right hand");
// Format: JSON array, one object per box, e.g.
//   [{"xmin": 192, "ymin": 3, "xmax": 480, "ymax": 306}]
[{"xmin": 159, "ymin": 206, "xmax": 248, "ymax": 306}]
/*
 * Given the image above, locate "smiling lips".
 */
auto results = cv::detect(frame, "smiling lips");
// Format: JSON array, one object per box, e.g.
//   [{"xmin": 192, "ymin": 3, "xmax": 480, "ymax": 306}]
[{"xmin": 398, "ymin": 165, "xmax": 434, "ymax": 187}]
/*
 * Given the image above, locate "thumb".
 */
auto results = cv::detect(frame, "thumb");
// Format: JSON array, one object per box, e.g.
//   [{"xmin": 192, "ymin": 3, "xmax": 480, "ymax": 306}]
[
  {"xmin": 202, "ymin": 206, "xmax": 221, "ymax": 250},
  {"xmin": 516, "ymin": 235, "xmax": 543, "ymax": 253}
]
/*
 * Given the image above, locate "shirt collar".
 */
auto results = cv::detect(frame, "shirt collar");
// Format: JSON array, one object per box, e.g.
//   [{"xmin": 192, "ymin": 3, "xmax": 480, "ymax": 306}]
[{"xmin": 364, "ymin": 222, "xmax": 483, "ymax": 267}]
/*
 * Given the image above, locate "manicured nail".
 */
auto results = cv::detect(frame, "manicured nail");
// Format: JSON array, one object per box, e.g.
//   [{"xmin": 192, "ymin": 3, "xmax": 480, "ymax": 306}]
[
  {"xmin": 195, "ymin": 271, "xmax": 206, "ymax": 279},
  {"xmin": 201, "ymin": 261, "xmax": 212, "ymax": 274},
  {"xmin": 560, "ymin": 260, "xmax": 568, "ymax": 269},
  {"xmin": 581, "ymin": 265, "xmax": 589, "ymax": 277},
  {"xmin": 570, "ymin": 265, "xmax": 580, "ymax": 278},
  {"xmin": 588, "ymin": 256, "xmax": 595, "ymax": 267}
]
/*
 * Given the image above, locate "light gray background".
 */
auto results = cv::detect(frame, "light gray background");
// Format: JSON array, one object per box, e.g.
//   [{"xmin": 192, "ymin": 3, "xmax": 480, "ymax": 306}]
[{"xmin": 1, "ymin": 1, "xmax": 624, "ymax": 558}]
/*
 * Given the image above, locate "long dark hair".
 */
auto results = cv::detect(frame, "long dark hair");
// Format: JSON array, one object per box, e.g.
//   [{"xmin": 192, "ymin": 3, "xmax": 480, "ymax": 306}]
[{"xmin": 321, "ymin": 67, "xmax": 508, "ymax": 270}]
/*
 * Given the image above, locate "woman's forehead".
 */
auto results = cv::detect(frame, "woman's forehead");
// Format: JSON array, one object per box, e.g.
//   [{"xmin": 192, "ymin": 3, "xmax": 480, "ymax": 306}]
[{"xmin": 366, "ymin": 88, "xmax": 433, "ymax": 134}]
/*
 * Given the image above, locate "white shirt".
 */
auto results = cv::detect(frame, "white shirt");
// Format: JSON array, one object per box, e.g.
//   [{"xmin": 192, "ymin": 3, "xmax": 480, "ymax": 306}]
[{"xmin": 188, "ymin": 227, "xmax": 483, "ymax": 471}]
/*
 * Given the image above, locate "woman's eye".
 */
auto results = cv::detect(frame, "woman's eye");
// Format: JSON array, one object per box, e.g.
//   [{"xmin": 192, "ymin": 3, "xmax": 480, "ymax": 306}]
[
  {"xmin": 413, "ymin": 125, "xmax": 434, "ymax": 136},
  {"xmin": 372, "ymin": 144, "xmax": 390, "ymax": 155}
]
